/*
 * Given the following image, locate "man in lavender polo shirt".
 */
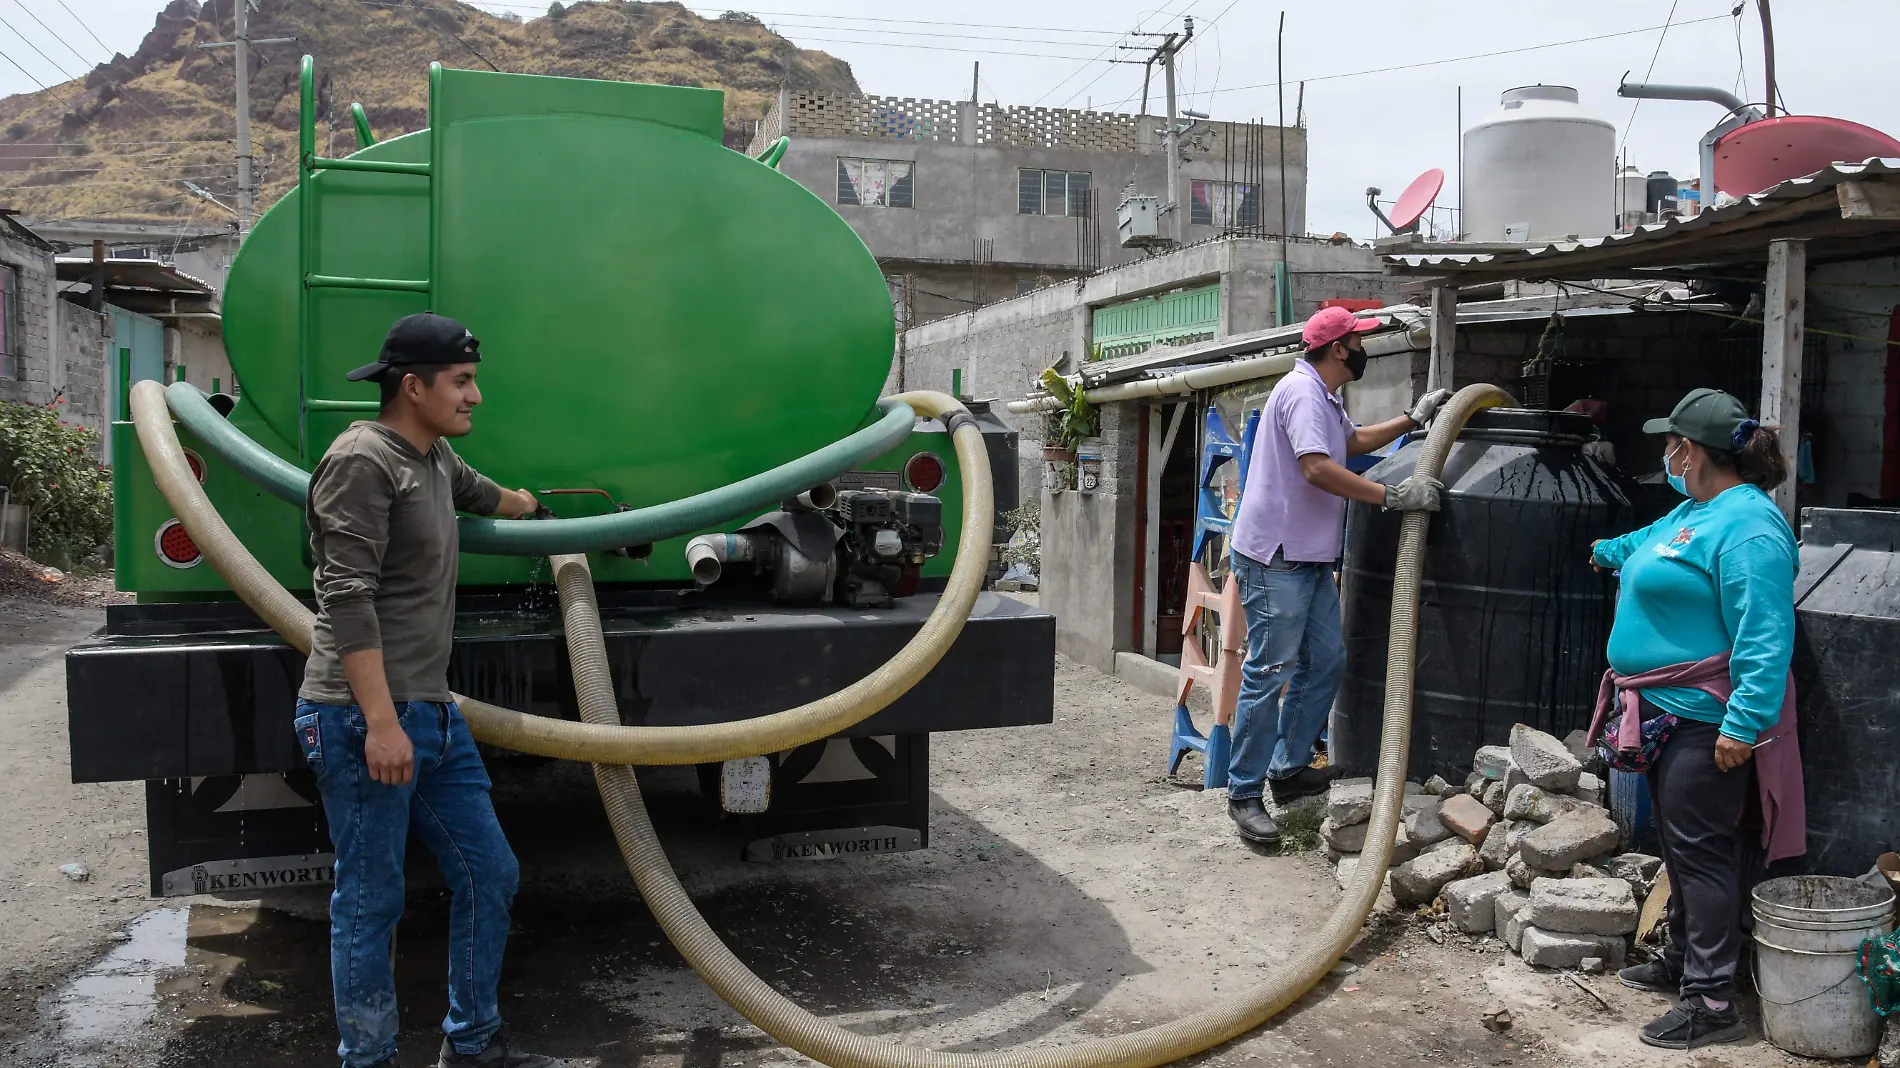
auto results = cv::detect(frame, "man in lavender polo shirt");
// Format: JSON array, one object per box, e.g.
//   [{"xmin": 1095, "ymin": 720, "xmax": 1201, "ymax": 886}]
[{"xmin": 1224, "ymin": 306, "xmax": 1449, "ymax": 844}]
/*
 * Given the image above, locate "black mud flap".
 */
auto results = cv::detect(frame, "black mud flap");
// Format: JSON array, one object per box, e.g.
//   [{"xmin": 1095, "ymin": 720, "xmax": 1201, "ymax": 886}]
[{"xmin": 146, "ymin": 773, "xmax": 333, "ymax": 897}]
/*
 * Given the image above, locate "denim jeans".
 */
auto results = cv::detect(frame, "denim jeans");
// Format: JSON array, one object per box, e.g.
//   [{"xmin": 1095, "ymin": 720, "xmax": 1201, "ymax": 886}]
[
  {"xmin": 295, "ymin": 699, "xmax": 520, "ymax": 1068},
  {"xmin": 1226, "ymin": 549, "xmax": 1345, "ymax": 801}
]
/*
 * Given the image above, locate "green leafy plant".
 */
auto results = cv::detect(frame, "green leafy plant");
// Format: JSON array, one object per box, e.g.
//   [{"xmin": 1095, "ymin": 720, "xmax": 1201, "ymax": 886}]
[
  {"xmin": 1056, "ymin": 382, "xmax": 1099, "ymax": 452},
  {"xmin": 0, "ymin": 399, "xmax": 112, "ymax": 569},
  {"xmin": 1000, "ymin": 502, "xmax": 1039, "ymax": 575}
]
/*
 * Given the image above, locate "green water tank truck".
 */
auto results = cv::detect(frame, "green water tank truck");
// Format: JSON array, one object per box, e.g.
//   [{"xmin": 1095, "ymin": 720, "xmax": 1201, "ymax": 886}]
[{"xmin": 65, "ymin": 60, "xmax": 1052, "ymax": 896}]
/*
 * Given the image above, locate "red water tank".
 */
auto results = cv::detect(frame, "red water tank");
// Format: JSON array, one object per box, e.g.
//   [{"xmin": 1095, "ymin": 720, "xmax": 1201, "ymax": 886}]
[{"xmin": 1713, "ymin": 115, "xmax": 1900, "ymax": 197}]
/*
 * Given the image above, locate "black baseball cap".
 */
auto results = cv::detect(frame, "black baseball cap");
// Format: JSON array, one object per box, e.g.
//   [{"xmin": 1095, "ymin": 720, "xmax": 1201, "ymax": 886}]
[
  {"xmin": 1643, "ymin": 388, "xmax": 1754, "ymax": 451},
  {"xmin": 346, "ymin": 312, "xmax": 481, "ymax": 382}
]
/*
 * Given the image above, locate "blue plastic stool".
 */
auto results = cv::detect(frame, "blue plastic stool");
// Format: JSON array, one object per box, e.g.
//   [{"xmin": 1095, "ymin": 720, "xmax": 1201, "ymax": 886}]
[{"xmin": 1169, "ymin": 707, "xmax": 1231, "ymax": 790}]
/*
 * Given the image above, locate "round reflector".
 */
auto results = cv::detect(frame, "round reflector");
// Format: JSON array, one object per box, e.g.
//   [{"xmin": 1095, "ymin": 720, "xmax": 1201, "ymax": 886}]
[
  {"xmin": 183, "ymin": 448, "xmax": 206, "ymax": 483},
  {"xmin": 904, "ymin": 451, "xmax": 946, "ymax": 494},
  {"xmin": 155, "ymin": 519, "xmax": 203, "ymax": 568}
]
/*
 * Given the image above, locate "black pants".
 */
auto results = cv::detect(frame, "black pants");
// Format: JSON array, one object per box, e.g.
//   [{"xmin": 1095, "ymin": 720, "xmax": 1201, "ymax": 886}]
[{"xmin": 1645, "ymin": 699, "xmax": 1757, "ymax": 1000}]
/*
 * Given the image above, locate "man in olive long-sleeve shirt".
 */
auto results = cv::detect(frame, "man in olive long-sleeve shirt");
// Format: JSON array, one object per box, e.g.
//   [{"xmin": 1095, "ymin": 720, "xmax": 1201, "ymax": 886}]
[{"xmin": 293, "ymin": 313, "xmax": 559, "ymax": 1068}]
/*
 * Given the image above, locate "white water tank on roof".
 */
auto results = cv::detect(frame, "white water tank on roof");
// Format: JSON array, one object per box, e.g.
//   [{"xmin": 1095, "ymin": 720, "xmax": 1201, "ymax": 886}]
[{"xmin": 1463, "ymin": 86, "xmax": 1614, "ymax": 243}]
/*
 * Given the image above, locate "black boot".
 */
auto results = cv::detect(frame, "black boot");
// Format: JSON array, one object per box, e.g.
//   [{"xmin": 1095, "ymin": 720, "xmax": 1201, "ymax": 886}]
[
  {"xmin": 1268, "ymin": 765, "xmax": 1338, "ymax": 805},
  {"xmin": 1228, "ymin": 797, "xmax": 1281, "ymax": 845}
]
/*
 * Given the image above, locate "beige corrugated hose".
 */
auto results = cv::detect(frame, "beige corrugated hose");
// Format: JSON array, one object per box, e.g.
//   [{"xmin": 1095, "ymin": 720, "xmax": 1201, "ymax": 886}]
[
  {"xmin": 133, "ymin": 381, "xmax": 994, "ymax": 765},
  {"xmin": 132, "ymin": 375, "xmax": 1513, "ymax": 1067}
]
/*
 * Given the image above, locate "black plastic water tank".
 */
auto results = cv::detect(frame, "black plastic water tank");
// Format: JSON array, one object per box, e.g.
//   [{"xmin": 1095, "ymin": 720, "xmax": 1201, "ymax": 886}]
[
  {"xmin": 1334, "ymin": 408, "xmax": 1637, "ymax": 783},
  {"xmin": 1792, "ymin": 508, "xmax": 1900, "ymax": 877}
]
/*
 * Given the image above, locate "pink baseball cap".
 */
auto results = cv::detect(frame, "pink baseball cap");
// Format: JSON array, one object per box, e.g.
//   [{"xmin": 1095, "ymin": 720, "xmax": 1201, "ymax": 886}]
[{"xmin": 1302, "ymin": 306, "xmax": 1381, "ymax": 351}]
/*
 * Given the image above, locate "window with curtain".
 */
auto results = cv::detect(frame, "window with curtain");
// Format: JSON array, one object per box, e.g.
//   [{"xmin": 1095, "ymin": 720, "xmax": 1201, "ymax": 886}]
[
  {"xmin": 837, "ymin": 157, "xmax": 915, "ymax": 208},
  {"xmin": 1189, "ymin": 180, "xmax": 1262, "ymax": 228}
]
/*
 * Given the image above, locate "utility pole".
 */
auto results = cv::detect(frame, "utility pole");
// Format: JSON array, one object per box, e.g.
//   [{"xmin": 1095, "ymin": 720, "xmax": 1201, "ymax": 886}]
[
  {"xmin": 970, "ymin": 61, "xmax": 979, "ymax": 103},
  {"xmin": 1140, "ymin": 17, "xmax": 1193, "ymax": 243},
  {"xmin": 200, "ymin": 0, "xmax": 294, "ymax": 241}
]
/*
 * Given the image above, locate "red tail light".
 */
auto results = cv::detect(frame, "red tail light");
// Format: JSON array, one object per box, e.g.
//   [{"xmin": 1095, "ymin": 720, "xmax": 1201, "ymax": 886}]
[
  {"xmin": 904, "ymin": 451, "xmax": 946, "ymax": 494},
  {"xmin": 155, "ymin": 519, "xmax": 202, "ymax": 568}
]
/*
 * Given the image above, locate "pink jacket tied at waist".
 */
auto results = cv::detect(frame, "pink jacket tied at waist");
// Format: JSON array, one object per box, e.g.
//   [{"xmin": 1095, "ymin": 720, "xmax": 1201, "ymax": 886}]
[{"xmin": 1587, "ymin": 652, "xmax": 1806, "ymax": 864}]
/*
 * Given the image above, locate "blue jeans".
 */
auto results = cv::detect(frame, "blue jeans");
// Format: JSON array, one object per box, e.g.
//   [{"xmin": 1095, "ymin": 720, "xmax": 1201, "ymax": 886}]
[
  {"xmin": 1227, "ymin": 549, "xmax": 1345, "ymax": 801},
  {"xmin": 295, "ymin": 699, "xmax": 520, "ymax": 1068}
]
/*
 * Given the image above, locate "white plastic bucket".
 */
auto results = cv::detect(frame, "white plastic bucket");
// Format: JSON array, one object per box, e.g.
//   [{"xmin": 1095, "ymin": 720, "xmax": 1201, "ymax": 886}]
[{"xmin": 1751, "ymin": 875, "xmax": 1895, "ymax": 1059}]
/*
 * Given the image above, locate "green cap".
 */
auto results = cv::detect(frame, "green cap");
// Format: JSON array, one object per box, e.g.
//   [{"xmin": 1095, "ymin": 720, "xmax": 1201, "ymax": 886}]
[{"xmin": 1642, "ymin": 388, "xmax": 1755, "ymax": 451}]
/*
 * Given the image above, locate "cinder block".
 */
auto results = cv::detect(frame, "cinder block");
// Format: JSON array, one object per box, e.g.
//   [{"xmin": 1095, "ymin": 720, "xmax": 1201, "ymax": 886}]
[
  {"xmin": 1444, "ymin": 871, "xmax": 1515, "ymax": 934},
  {"xmin": 1518, "ymin": 926, "xmax": 1626, "ymax": 970},
  {"xmin": 1526, "ymin": 877, "xmax": 1638, "ymax": 936}
]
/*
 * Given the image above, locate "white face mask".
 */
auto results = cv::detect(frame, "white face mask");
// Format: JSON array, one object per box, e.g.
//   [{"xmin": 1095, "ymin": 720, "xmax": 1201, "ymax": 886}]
[{"xmin": 1664, "ymin": 440, "xmax": 1691, "ymax": 496}]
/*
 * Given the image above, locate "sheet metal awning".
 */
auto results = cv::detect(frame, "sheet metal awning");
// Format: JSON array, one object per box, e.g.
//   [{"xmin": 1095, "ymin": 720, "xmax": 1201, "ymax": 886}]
[
  {"xmin": 1382, "ymin": 158, "xmax": 1900, "ymax": 284},
  {"xmin": 56, "ymin": 258, "xmax": 216, "ymax": 295}
]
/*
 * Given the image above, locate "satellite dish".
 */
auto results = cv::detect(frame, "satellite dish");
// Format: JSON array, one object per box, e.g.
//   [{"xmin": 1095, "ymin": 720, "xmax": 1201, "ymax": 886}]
[
  {"xmin": 1390, "ymin": 168, "xmax": 1446, "ymax": 230},
  {"xmin": 1367, "ymin": 168, "xmax": 1446, "ymax": 235},
  {"xmin": 1713, "ymin": 115, "xmax": 1900, "ymax": 197}
]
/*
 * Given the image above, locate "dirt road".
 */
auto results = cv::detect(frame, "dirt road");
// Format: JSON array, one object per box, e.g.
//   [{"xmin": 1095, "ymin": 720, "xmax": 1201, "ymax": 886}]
[{"xmin": 1, "ymin": 598, "xmax": 1803, "ymax": 1067}]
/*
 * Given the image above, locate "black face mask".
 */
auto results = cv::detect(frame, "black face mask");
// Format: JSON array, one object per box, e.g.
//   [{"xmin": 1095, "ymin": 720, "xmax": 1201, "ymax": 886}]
[{"xmin": 1343, "ymin": 342, "xmax": 1368, "ymax": 381}]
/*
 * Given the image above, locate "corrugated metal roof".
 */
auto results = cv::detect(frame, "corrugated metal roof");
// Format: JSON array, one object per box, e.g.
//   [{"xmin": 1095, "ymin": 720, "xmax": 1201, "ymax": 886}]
[{"xmin": 1384, "ymin": 157, "xmax": 1900, "ymax": 278}]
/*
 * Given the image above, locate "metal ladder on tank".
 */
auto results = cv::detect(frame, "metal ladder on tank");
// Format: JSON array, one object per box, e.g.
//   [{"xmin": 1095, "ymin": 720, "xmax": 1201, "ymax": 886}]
[{"xmin": 293, "ymin": 55, "xmax": 444, "ymax": 459}]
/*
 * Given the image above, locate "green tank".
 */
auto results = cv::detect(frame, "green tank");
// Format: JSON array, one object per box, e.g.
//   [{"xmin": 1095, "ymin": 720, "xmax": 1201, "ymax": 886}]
[{"xmin": 114, "ymin": 61, "xmax": 973, "ymax": 594}]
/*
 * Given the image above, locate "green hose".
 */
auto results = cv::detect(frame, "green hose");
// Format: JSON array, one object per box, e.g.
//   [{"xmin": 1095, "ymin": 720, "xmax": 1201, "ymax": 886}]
[{"xmin": 162, "ymin": 380, "xmax": 918, "ymax": 557}]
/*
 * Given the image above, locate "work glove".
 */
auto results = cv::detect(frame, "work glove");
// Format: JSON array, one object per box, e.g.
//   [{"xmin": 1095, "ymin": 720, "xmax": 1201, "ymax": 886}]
[
  {"xmin": 1407, "ymin": 388, "xmax": 1454, "ymax": 429},
  {"xmin": 1383, "ymin": 473, "xmax": 1443, "ymax": 512}
]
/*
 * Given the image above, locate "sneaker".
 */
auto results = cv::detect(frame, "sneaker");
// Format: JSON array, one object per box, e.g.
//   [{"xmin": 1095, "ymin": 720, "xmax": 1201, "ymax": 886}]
[
  {"xmin": 1267, "ymin": 765, "xmax": 1338, "ymax": 805},
  {"xmin": 1618, "ymin": 957, "xmax": 1680, "ymax": 993},
  {"xmin": 438, "ymin": 1030, "xmax": 564, "ymax": 1068},
  {"xmin": 1638, "ymin": 998, "xmax": 1747, "ymax": 1050},
  {"xmin": 1228, "ymin": 797, "xmax": 1282, "ymax": 845}
]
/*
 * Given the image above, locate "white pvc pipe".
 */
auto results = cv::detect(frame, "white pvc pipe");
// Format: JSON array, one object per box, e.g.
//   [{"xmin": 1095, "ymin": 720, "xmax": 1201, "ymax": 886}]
[
  {"xmin": 1006, "ymin": 351, "xmax": 1299, "ymax": 414},
  {"xmin": 1006, "ymin": 323, "xmax": 1430, "ymax": 415}
]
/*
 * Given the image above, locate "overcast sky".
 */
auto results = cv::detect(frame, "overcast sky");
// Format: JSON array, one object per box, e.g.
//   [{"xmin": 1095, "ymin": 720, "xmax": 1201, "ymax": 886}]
[{"xmin": 17, "ymin": 0, "xmax": 1900, "ymax": 238}]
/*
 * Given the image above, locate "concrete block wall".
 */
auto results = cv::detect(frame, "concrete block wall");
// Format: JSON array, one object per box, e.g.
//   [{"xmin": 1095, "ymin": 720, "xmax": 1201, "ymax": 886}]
[
  {"xmin": 0, "ymin": 233, "xmax": 54, "ymax": 404},
  {"xmin": 1040, "ymin": 401, "xmax": 1140, "ymax": 672},
  {"xmin": 55, "ymin": 302, "xmax": 109, "ymax": 434},
  {"xmin": 0, "ymin": 234, "xmax": 109, "ymax": 441}
]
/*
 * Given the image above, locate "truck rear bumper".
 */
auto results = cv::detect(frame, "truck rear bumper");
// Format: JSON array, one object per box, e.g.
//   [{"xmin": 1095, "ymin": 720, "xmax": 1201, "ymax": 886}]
[{"xmin": 67, "ymin": 590, "xmax": 1054, "ymax": 782}]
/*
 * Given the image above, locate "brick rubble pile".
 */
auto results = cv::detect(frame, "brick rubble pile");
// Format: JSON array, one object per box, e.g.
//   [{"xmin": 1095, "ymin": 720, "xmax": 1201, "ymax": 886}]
[{"xmin": 1322, "ymin": 723, "xmax": 1662, "ymax": 971}]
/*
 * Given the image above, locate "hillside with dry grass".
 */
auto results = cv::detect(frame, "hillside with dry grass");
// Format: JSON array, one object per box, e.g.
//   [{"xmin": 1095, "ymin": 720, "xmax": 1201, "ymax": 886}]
[{"xmin": 0, "ymin": 0, "xmax": 858, "ymax": 226}]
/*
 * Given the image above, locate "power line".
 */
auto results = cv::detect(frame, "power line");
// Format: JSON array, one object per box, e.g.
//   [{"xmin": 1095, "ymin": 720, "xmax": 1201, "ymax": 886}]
[
  {"xmin": 0, "ymin": 7, "xmax": 175, "ymax": 125},
  {"xmin": 1620, "ymin": 0, "xmax": 1681, "ymax": 162},
  {"xmin": 1112, "ymin": 12, "xmax": 1732, "ymax": 108},
  {"xmin": 473, "ymin": 0, "xmax": 1139, "ymax": 37},
  {"xmin": 757, "ymin": 21, "xmax": 1159, "ymax": 48},
  {"xmin": 1041, "ymin": 0, "xmax": 1198, "ymax": 109},
  {"xmin": 10, "ymin": 1, "xmax": 87, "ymax": 68},
  {"xmin": 48, "ymin": 0, "xmax": 106, "ymax": 54}
]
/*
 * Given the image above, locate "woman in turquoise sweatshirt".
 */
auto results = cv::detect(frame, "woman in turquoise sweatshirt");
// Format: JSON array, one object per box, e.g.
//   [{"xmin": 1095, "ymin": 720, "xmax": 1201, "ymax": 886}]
[{"xmin": 1590, "ymin": 388, "xmax": 1797, "ymax": 1052}]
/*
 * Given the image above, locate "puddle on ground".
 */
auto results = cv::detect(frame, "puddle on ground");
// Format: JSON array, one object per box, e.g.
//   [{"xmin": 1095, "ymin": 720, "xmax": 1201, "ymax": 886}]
[{"xmin": 56, "ymin": 906, "xmax": 189, "ymax": 1046}]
